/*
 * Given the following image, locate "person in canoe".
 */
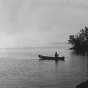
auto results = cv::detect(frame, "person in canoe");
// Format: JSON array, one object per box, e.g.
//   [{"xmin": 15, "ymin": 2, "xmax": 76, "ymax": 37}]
[{"xmin": 55, "ymin": 51, "xmax": 59, "ymax": 58}]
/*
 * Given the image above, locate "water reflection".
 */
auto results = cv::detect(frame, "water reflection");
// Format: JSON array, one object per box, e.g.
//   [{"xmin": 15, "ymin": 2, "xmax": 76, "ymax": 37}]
[
  {"xmin": 0, "ymin": 46, "xmax": 88, "ymax": 88},
  {"xmin": 84, "ymin": 56, "xmax": 88, "ymax": 77}
]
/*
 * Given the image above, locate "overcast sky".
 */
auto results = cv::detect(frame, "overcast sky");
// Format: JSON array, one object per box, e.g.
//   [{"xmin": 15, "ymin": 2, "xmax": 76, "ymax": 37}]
[{"xmin": 0, "ymin": 0, "xmax": 88, "ymax": 48}]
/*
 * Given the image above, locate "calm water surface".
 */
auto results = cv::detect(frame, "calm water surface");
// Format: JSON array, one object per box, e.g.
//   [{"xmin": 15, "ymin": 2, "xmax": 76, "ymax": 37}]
[{"xmin": 0, "ymin": 43, "xmax": 87, "ymax": 88}]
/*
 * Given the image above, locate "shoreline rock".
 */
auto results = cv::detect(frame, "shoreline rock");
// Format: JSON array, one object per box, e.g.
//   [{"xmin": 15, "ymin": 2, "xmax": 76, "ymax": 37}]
[{"xmin": 76, "ymin": 80, "xmax": 88, "ymax": 88}]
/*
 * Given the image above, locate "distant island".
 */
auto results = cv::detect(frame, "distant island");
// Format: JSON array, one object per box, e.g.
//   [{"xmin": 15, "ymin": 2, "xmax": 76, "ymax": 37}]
[{"xmin": 68, "ymin": 26, "xmax": 88, "ymax": 55}]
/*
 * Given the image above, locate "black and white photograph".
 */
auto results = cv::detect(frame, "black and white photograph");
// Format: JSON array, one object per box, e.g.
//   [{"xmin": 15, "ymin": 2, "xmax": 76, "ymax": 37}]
[{"xmin": 0, "ymin": 0, "xmax": 88, "ymax": 88}]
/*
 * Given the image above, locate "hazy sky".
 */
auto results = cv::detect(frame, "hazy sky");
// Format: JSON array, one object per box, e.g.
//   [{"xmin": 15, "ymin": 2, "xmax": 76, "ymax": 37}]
[{"xmin": 0, "ymin": 0, "xmax": 88, "ymax": 48}]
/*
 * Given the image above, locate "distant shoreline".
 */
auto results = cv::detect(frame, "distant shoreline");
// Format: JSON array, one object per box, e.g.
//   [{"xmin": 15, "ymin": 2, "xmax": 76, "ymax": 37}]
[{"xmin": 0, "ymin": 42, "xmax": 69, "ymax": 49}]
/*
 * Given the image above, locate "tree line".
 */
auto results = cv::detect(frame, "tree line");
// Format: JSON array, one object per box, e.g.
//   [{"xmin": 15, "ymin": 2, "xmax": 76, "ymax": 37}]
[{"xmin": 68, "ymin": 26, "xmax": 88, "ymax": 55}]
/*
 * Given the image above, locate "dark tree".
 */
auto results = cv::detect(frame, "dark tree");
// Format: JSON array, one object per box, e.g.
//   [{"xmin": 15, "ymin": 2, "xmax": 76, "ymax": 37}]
[{"xmin": 68, "ymin": 26, "xmax": 88, "ymax": 55}]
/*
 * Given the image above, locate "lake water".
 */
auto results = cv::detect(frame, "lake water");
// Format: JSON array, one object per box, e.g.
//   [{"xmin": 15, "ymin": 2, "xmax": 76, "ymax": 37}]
[{"xmin": 0, "ymin": 43, "xmax": 88, "ymax": 88}]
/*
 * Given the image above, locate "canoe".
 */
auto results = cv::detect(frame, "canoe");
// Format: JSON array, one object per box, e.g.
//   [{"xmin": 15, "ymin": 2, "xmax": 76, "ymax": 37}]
[{"xmin": 38, "ymin": 55, "xmax": 65, "ymax": 61}]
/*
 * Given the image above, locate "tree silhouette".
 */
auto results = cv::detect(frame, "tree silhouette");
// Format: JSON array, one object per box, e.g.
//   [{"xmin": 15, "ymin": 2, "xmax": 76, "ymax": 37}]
[{"xmin": 68, "ymin": 26, "xmax": 88, "ymax": 55}]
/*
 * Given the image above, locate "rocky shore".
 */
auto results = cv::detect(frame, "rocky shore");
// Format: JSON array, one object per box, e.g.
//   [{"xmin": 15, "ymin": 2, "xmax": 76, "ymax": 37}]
[{"xmin": 76, "ymin": 80, "xmax": 88, "ymax": 88}]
